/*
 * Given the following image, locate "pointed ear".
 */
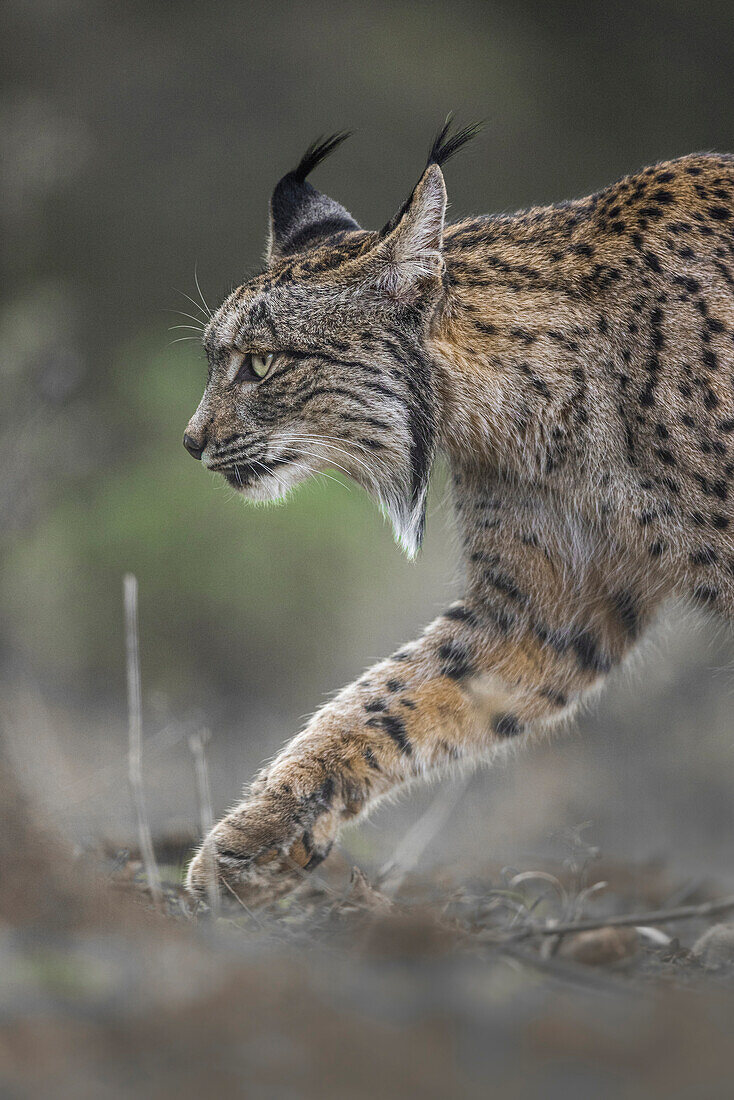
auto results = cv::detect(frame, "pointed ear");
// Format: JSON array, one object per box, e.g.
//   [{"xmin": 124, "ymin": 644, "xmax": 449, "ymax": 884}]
[
  {"xmin": 267, "ymin": 133, "xmax": 360, "ymax": 264},
  {"xmin": 371, "ymin": 164, "xmax": 447, "ymax": 300},
  {"xmin": 364, "ymin": 117, "xmax": 482, "ymax": 302}
]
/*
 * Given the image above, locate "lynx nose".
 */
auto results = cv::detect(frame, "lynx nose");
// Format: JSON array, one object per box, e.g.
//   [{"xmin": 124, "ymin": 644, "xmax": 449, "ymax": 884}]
[{"xmin": 183, "ymin": 432, "xmax": 205, "ymax": 460}]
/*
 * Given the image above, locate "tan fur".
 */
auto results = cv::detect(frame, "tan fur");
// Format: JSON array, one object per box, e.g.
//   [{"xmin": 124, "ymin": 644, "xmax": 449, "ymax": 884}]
[{"xmin": 185, "ymin": 137, "xmax": 734, "ymax": 905}]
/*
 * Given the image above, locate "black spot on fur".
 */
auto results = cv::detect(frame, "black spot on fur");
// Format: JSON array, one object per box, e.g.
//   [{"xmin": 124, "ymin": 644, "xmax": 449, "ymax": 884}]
[
  {"xmin": 444, "ymin": 604, "xmax": 479, "ymax": 626},
  {"xmin": 363, "ymin": 747, "xmax": 381, "ymax": 771},
  {"xmin": 366, "ymin": 713, "xmax": 412, "ymax": 755},
  {"xmin": 613, "ymin": 590, "xmax": 642, "ymax": 638},
  {"xmin": 437, "ymin": 641, "xmax": 475, "ymax": 680},
  {"xmin": 539, "ymin": 687, "xmax": 568, "ymax": 708},
  {"xmin": 492, "ymin": 713, "xmax": 523, "ymax": 737},
  {"xmin": 304, "ymin": 840, "xmax": 333, "ymax": 871},
  {"xmin": 690, "ymin": 547, "xmax": 718, "ymax": 566},
  {"xmin": 217, "ymin": 847, "xmax": 249, "ymax": 865},
  {"xmin": 572, "ymin": 630, "xmax": 612, "ymax": 674}
]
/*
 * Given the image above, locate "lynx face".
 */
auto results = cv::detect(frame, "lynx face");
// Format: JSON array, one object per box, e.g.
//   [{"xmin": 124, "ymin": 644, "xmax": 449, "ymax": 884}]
[
  {"xmin": 186, "ymin": 247, "xmax": 431, "ymax": 552},
  {"xmin": 183, "ymin": 130, "xmax": 476, "ymax": 555}
]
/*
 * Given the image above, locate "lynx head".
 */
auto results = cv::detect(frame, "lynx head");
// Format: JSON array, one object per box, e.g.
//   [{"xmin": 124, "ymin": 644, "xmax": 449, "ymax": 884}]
[{"xmin": 184, "ymin": 120, "xmax": 480, "ymax": 557}]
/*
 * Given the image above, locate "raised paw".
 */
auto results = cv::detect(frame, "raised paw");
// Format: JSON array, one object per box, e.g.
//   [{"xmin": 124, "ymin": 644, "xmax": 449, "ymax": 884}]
[{"xmin": 185, "ymin": 792, "xmax": 335, "ymax": 908}]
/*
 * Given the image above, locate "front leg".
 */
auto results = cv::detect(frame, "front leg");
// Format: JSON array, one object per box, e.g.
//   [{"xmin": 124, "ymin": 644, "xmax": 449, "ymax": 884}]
[
  {"xmin": 186, "ymin": 589, "xmax": 607, "ymax": 907},
  {"xmin": 187, "ymin": 488, "xmax": 663, "ymax": 906},
  {"xmin": 186, "ymin": 620, "xmax": 513, "ymax": 906}
]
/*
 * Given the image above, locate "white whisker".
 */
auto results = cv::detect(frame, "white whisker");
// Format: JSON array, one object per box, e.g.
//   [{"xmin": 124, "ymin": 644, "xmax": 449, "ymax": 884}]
[
  {"xmin": 279, "ymin": 459, "xmax": 349, "ymax": 492},
  {"xmin": 210, "ymin": 451, "xmax": 350, "ymax": 494},
  {"xmin": 165, "ymin": 308, "xmax": 206, "ymax": 329},
  {"xmin": 279, "ymin": 434, "xmax": 377, "ymax": 481},
  {"xmin": 287, "ymin": 430, "xmax": 383, "ymax": 462},
  {"xmin": 288, "ymin": 443, "xmax": 366, "ymax": 482},
  {"xmin": 173, "ymin": 289, "xmax": 210, "ymax": 323},
  {"xmin": 303, "ymin": 430, "xmax": 378, "ymax": 454},
  {"xmin": 194, "ymin": 264, "xmax": 213, "ymax": 318}
]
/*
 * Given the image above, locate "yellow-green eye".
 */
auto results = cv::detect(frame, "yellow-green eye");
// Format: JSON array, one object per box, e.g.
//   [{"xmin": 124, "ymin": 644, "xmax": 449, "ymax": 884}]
[
  {"xmin": 234, "ymin": 352, "xmax": 274, "ymax": 383},
  {"xmin": 251, "ymin": 353, "xmax": 273, "ymax": 378}
]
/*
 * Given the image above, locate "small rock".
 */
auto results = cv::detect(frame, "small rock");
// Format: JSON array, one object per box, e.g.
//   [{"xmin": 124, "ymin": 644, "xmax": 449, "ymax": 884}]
[
  {"xmin": 692, "ymin": 923, "xmax": 734, "ymax": 970},
  {"xmin": 557, "ymin": 926, "xmax": 639, "ymax": 966}
]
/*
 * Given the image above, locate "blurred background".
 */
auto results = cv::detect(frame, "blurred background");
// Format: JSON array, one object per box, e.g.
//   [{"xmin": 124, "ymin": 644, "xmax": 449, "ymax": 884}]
[{"xmin": 2, "ymin": 0, "xmax": 734, "ymax": 885}]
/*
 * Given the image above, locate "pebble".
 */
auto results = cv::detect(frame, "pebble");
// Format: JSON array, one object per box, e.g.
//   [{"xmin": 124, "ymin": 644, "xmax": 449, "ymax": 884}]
[
  {"xmin": 691, "ymin": 923, "xmax": 734, "ymax": 970},
  {"xmin": 557, "ymin": 926, "xmax": 640, "ymax": 966}
]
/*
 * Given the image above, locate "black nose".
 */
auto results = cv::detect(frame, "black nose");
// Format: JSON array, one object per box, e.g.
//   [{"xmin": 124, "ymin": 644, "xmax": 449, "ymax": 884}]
[{"xmin": 183, "ymin": 432, "xmax": 204, "ymax": 460}]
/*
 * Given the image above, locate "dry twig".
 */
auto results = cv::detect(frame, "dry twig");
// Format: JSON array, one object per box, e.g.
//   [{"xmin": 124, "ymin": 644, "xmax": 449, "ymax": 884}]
[
  {"xmin": 123, "ymin": 573, "xmax": 162, "ymax": 909},
  {"xmin": 489, "ymin": 893, "xmax": 734, "ymax": 943},
  {"xmin": 377, "ymin": 775, "xmax": 471, "ymax": 896},
  {"xmin": 188, "ymin": 728, "xmax": 220, "ymax": 917}
]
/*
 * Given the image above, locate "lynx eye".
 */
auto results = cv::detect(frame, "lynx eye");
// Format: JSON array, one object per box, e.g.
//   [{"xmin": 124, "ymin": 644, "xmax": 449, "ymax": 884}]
[
  {"xmin": 251, "ymin": 353, "xmax": 273, "ymax": 378},
  {"xmin": 234, "ymin": 352, "xmax": 274, "ymax": 383}
]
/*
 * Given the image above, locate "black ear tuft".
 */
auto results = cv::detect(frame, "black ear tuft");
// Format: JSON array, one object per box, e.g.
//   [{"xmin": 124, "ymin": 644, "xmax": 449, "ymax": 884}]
[
  {"xmin": 291, "ymin": 131, "xmax": 353, "ymax": 183},
  {"xmin": 426, "ymin": 114, "xmax": 483, "ymax": 169},
  {"xmin": 268, "ymin": 131, "xmax": 360, "ymax": 262},
  {"xmin": 378, "ymin": 116, "xmax": 482, "ymax": 240}
]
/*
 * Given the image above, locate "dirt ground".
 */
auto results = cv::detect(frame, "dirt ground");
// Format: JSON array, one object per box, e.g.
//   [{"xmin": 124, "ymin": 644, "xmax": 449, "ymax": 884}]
[{"xmin": 3, "ymin": 780, "xmax": 734, "ymax": 1100}]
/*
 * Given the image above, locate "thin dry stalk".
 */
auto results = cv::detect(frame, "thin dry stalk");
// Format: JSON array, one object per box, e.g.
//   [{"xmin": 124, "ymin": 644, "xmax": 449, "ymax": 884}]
[
  {"xmin": 188, "ymin": 728, "xmax": 220, "ymax": 916},
  {"xmin": 377, "ymin": 774, "xmax": 471, "ymax": 897},
  {"xmin": 492, "ymin": 892, "xmax": 734, "ymax": 943},
  {"xmin": 123, "ymin": 573, "xmax": 162, "ymax": 909}
]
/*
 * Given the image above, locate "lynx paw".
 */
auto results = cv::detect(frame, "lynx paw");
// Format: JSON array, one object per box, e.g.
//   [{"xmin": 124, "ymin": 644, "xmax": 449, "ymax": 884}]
[{"xmin": 185, "ymin": 797, "xmax": 334, "ymax": 908}]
